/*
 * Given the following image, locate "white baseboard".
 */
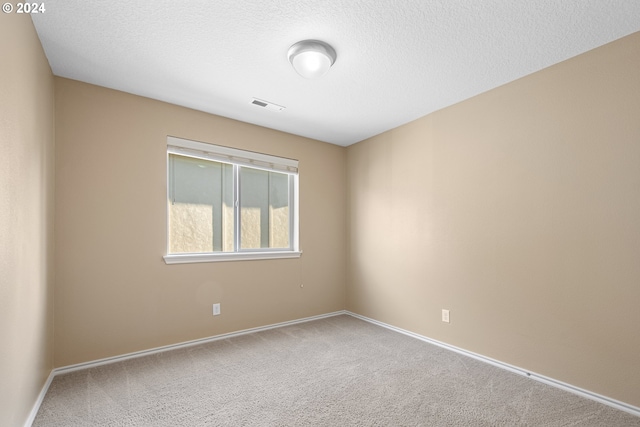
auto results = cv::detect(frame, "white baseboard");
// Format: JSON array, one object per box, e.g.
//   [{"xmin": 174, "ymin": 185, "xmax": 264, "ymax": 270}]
[
  {"xmin": 346, "ymin": 311, "xmax": 640, "ymax": 418},
  {"xmin": 26, "ymin": 311, "xmax": 346, "ymax": 426},
  {"xmin": 26, "ymin": 309, "xmax": 639, "ymax": 424},
  {"xmin": 54, "ymin": 311, "xmax": 347, "ymax": 376},
  {"xmin": 24, "ymin": 370, "xmax": 55, "ymax": 427}
]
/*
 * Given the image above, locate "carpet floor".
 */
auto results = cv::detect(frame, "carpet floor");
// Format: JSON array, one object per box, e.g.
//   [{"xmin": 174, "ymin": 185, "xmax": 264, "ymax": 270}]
[{"xmin": 33, "ymin": 315, "xmax": 639, "ymax": 426}]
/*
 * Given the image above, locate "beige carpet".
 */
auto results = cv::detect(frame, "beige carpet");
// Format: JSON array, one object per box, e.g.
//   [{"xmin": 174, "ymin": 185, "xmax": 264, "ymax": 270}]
[{"xmin": 33, "ymin": 315, "xmax": 639, "ymax": 426}]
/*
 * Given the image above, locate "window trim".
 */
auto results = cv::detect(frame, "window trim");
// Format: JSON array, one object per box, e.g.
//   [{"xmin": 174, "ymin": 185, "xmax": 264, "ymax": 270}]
[
  {"xmin": 163, "ymin": 250, "xmax": 302, "ymax": 265},
  {"xmin": 163, "ymin": 136, "xmax": 301, "ymax": 264}
]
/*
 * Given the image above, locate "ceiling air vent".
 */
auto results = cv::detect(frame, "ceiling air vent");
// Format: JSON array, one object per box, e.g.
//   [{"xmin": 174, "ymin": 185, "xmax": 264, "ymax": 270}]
[{"xmin": 251, "ymin": 98, "xmax": 285, "ymax": 112}]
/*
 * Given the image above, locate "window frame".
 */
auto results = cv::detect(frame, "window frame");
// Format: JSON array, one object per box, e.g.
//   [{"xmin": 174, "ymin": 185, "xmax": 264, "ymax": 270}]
[{"xmin": 163, "ymin": 136, "xmax": 300, "ymax": 264}]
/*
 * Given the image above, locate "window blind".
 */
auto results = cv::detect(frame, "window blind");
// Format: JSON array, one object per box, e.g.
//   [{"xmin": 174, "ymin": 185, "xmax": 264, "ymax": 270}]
[{"xmin": 167, "ymin": 136, "xmax": 298, "ymax": 174}]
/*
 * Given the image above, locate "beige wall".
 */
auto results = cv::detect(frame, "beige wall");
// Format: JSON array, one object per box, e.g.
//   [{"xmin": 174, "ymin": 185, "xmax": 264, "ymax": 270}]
[
  {"xmin": 347, "ymin": 32, "xmax": 640, "ymax": 407},
  {"xmin": 54, "ymin": 78, "xmax": 347, "ymax": 367},
  {"xmin": 0, "ymin": 14, "xmax": 55, "ymax": 427}
]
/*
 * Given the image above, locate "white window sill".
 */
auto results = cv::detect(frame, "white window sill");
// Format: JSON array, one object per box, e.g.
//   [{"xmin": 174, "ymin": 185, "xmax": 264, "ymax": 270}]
[{"xmin": 163, "ymin": 251, "xmax": 302, "ymax": 264}]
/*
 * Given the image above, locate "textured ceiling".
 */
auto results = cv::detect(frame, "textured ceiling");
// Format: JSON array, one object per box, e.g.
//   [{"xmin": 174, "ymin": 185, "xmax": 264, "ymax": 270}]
[{"xmin": 32, "ymin": 1, "xmax": 640, "ymax": 146}]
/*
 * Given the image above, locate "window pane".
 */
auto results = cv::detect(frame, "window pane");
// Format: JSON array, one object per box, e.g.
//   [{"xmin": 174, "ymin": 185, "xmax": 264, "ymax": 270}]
[
  {"xmin": 168, "ymin": 154, "xmax": 234, "ymax": 253},
  {"xmin": 240, "ymin": 167, "xmax": 290, "ymax": 249}
]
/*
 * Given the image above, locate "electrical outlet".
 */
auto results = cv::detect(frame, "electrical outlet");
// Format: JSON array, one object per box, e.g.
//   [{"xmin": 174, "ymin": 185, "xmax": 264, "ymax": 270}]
[
  {"xmin": 442, "ymin": 309, "xmax": 450, "ymax": 323},
  {"xmin": 213, "ymin": 303, "xmax": 221, "ymax": 316}
]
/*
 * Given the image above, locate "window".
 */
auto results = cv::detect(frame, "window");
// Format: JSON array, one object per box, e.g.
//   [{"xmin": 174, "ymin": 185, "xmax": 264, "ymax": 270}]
[{"xmin": 163, "ymin": 136, "xmax": 300, "ymax": 264}]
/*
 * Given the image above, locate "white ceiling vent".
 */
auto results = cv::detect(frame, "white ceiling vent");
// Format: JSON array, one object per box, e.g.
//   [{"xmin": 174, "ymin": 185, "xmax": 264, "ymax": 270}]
[{"xmin": 251, "ymin": 98, "xmax": 285, "ymax": 112}]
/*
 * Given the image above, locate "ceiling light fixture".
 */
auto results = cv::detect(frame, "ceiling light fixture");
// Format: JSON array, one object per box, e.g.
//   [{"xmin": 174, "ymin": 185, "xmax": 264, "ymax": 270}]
[{"xmin": 288, "ymin": 40, "xmax": 337, "ymax": 79}]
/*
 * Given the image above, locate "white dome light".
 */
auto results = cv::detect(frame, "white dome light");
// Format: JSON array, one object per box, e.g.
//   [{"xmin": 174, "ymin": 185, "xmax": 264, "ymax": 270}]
[{"xmin": 288, "ymin": 40, "xmax": 337, "ymax": 79}]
